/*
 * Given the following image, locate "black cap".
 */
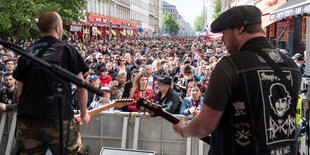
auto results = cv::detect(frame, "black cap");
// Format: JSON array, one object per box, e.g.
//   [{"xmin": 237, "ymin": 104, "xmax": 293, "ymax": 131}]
[
  {"xmin": 211, "ymin": 5, "xmax": 262, "ymax": 33},
  {"xmin": 157, "ymin": 76, "xmax": 172, "ymax": 85}
]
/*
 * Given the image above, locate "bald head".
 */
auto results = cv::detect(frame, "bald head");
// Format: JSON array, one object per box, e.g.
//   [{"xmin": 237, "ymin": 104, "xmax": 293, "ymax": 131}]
[{"xmin": 37, "ymin": 12, "xmax": 63, "ymax": 39}]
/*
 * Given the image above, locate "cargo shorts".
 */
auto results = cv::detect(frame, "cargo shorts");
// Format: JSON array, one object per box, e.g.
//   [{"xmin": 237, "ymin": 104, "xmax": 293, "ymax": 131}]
[{"xmin": 14, "ymin": 115, "xmax": 85, "ymax": 155}]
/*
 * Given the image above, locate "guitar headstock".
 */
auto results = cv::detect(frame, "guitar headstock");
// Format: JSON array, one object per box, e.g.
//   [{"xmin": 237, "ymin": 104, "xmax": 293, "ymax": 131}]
[
  {"xmin": 113, "ymin": 98, "xmax": 135, "ymax": 108},
  {"xmin": 136, "ymin": 97, "xmax": 163, "ymax": 117}
]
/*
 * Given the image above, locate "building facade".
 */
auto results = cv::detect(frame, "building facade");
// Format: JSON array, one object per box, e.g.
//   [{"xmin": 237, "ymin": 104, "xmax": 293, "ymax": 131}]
[
  {"xmin": 66, "ymin": 0, "xmax": 162, "ymax": 40},
  {"xmin": 205, "ymin": 0, "xmax": 216, "ymax": 30},
  {"xmin": 162, "ymin": 1, "xmax": 192, "ymax": 35}
]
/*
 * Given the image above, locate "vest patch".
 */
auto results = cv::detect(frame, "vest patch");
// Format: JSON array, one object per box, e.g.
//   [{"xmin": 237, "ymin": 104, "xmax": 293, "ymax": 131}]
[
  {"xmin": 263, "ymin": 49, "xmax": 284, "ymax": 63},
  {"xmin": 257, "ymin": 70, "xmax": 296, "ymax": 145},
  {"xmin": 235, "ymin": 122, "xmax": 252, "ymax": 146}
]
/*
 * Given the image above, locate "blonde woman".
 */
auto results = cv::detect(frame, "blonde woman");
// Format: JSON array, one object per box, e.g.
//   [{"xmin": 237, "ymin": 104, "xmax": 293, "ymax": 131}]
[{"xmin": 128, "ymin": 72, "xmax": 155, "ymax": 112}]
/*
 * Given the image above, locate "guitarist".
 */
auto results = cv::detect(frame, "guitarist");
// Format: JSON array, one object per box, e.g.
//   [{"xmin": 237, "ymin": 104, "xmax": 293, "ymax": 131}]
[
  {"xmin": 13, "ymin": 12, "xmax": 90, "ymax": 154},
  {"xmin": 173, "ymin": 6, "xmax": 301, "ymax": 155}
]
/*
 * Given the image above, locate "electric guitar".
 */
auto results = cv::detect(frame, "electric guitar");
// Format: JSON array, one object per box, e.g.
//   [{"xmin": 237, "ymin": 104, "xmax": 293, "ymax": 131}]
[
  {"xmin": 75, "ymin": 98, "xmax": 135, "ymax": 121},
  {"xmin": 136, "ymin": 97, "xmax": 211, "ymax": 144}
]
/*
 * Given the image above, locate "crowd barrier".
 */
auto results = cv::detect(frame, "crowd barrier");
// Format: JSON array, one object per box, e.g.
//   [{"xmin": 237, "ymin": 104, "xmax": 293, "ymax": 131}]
[
  {"xmin": 0, "ymin": 111, "xmax": 17, "ymax": 155},
  {"xmin": 0, "ymin": 111, "xmax": 209, "ymax": 155},
  {"xmin": 79, "ymin": 112, "xmax": 209, "ymax": 155}
]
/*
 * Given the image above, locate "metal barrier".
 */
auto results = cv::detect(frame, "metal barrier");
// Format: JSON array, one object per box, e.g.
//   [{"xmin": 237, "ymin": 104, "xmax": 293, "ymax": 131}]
[
  {"xmin": 79, "ymin": 112, "xmax": 210, "ymax": 155},
  {"xmin": 0, "ymin": 111, "xmax": 17, "ymax": 155},
  {"xmin": 0, "ymin": 111, "xmax": 209, "ymax": 155}
]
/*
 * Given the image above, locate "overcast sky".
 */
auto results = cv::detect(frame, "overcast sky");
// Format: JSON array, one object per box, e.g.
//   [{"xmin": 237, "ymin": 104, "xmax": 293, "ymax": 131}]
[{"xmin": 164, "ymin": 0, "xmax": 203, "ymax": 28}]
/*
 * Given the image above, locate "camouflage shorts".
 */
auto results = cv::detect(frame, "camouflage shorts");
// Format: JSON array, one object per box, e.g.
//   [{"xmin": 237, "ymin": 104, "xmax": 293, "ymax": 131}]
[{"xmin": 14, "ymin": 115, "xmax": 85, "ymax": 155}]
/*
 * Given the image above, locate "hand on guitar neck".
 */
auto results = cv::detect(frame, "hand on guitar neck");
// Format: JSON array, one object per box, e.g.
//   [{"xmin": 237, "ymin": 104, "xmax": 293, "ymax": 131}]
[{"xmin": 136, "ymin": 97, "xmax": 211, "ymax": 144}]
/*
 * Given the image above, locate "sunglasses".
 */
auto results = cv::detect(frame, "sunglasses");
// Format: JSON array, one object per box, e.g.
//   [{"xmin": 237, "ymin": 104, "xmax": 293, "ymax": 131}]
[{"xmin": 142, "ymin": 59, "xmax": 147, "ymax": 61}]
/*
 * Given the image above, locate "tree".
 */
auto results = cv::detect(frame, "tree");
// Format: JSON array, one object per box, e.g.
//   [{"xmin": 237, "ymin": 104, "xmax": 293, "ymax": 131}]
[
  {"xmin": 0, "ymin": 0, "xmax": 89, "ymax": 40},
  {"xmin": 162, "ymin": 12, "xmax": 180, "ymax": 35},
  {"xmin": 213, "ymin": 0, "xmax": 222, "ymax": 19},
  {"xmin": 194, "ymin": 13, "xmax": 204, "ymax": 32}
]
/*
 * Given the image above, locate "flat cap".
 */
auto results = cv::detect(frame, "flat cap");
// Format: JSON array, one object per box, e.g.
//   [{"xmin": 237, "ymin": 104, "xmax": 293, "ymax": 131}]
[{"xmin": 211, "ymin": 5, "xmax": 262, "ymax": 33}]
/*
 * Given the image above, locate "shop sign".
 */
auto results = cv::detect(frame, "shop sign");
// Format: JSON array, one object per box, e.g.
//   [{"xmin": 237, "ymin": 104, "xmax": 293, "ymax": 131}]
[
  {"xmin": 102, "ymin": 19, "xmax": 107, "ymax": 23},
  {"xmin": 70, "ymin": 25, "xmax": 82, "ymax": 32},
  {"xmin": 95, "ymin": 18, "xmax": 101, "ymax": 22},
  {"xmin": 127, "ymin": 23, "xmax": 131, "ymax": 26},
  {"xmin": 271, "ymin": 3, "xmax": 310, "ymax": 20}
]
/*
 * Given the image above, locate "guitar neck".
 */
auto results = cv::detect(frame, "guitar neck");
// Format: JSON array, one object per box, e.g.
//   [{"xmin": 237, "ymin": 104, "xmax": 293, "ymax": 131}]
[
  {"xmin": 75, "ymin": 103, "xmax": 115, "ymax": 121},
  {"xmin": 161, "ymin": 110, "xmax": 180, "ymax": 124},
  {"xmin": 160, "ymin": 110, "xmax": 211, "ymax": 145},
  {"xmin": 88, "ymin": 103, "xmax": 115, "ymax": 116}
]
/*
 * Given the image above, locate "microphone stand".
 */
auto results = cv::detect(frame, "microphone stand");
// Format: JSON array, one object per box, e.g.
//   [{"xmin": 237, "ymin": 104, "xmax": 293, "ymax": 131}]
[{"xmin": 0, "ymin": 39, "xmax": 103, "ymax": 155}]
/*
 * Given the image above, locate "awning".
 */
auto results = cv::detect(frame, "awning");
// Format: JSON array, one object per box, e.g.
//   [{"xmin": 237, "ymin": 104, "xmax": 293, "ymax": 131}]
[
  {"xmin": 120, "ymin": 31, "xmax": 126, "ymax": 36},
  {"xmin": 82, "ymin": 21, "xmax": 93, "ymax": 26},
  {"xmin": 262, "ymin": 14, "xmax": 276, "ymax": 28},
  {"xmin": 111, "ymin": 24, "xmax": 119, "ymax": 28},
  {"xmin": 111, "ymin": 30, "xmax": 116, "ymax": 36},
  {"xmin": 119, "ymin": 25, "xmax": 131, "ymax": 29},
  {"xmin": 270, "ymin": 0, "xmax": 310, "ymax": 20},
  {"xmin": 91, "ymin": 22, "xmax": 108, "ymax": 27}
]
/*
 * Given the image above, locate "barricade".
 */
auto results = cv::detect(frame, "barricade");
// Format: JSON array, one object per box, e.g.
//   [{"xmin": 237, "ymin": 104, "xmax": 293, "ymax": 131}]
[
  {"xmin": 0, "ymin": 111, "xmax": 17, "ymax": 155},
  {"xmin": 0, "ymin": 111, "xmax": 209, "ymax": 155},
  {"xmin": 79, "ymin": 112, "xmax": 210, "ymax": 155}
]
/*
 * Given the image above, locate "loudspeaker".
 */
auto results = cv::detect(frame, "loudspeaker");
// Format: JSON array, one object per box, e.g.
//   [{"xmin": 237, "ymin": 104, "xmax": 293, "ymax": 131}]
[{"xmin": 99, "ymin": 147, "xmax": 156, "ymax": 155}]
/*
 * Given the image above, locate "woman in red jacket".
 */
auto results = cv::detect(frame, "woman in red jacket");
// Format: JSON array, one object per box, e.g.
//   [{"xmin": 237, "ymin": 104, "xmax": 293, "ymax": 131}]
[{"xmin": 128, "ymin": 72, "xmax": 155, "ymax": 112}]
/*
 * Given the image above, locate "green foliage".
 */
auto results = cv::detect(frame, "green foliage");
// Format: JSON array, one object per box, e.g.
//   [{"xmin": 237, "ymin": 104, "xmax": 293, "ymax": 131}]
[
  {"xmin": 0, "ymin": 0, "xmax": 88, "ymax": 40},
  {"xmin": 213, "ymin": 0, "xmax": 221, "ymax": 19},
  {"xmin": 162, "ymin": 12, "xmax": 180, "ymax": 35},
  {"xmin": 194, "ymin": 13, "xmax": 204, "ymax": 32}
]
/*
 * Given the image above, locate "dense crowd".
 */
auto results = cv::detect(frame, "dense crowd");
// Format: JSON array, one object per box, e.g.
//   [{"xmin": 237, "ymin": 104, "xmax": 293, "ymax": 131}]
[{"xmin": 0, "ymin": 36, "xmax": 305, "ymax": 116}]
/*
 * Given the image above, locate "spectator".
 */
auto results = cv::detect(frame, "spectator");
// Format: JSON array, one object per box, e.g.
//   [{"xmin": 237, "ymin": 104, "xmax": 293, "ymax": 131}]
[
  {"xmin": 98, "ymin": 66, "xmax": 112, "ymax": 87},
  {"xmin": 0, "ymin": 73, "xmax": 17, "ymax": 111},
  {"xmin": 155, "ymin": 76, "xmax": 180, "ymax": 114},
  {"xmin": 110, "ymin": 70, "xmax": 127, "ymax": 99},
  {"xmin": 128, "ymin": 72, "xmax": 155, "ymax": 112},
  {"xmin": 87, "ymin": 74, "xmax": 102, "ymax": 107},
  {"xmin": 179, "ymin": 82, "xmax": 203, "ymax": 116}
]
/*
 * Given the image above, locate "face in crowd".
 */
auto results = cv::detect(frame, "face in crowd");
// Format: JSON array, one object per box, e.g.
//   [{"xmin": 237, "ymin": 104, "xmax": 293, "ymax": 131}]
[{"xmin": 3, "ymin": 74, "xmax": 15, "ymax": 88}]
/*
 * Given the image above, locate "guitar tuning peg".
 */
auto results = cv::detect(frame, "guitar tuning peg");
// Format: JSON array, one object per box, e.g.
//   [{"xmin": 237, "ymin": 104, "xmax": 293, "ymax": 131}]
[
  {"xmin": 151, "ymin": 99, "xmax": 154, "ymax": 102},
  {"xmin": 155, "ymin": 101, "xmax": 159, "ymax": 104}
]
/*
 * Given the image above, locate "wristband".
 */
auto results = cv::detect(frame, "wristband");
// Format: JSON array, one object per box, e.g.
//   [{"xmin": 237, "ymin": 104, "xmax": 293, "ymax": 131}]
[
  {"xmin": 81, "ymin": 113, "xmax": 87, "ymax": 119},
  {"xmin": 180, "ymin": 126, "xmax": 185, "ymax": 137}
]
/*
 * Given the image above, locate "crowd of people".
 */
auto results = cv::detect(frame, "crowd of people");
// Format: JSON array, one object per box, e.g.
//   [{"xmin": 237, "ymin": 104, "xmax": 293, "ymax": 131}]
[{"xmin": 0, "ymin": 33, "xmax": 306, "ymax": 116}]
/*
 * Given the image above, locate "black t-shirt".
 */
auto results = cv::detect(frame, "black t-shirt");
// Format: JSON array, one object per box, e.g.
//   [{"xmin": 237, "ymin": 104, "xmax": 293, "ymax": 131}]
[
  {"xmin": 14, "ymin": 36, "xmax": 88, "ymax": 120},
  {"xmin": 203, "ymin": 58, "xmax": 236, "ymax": 111}
]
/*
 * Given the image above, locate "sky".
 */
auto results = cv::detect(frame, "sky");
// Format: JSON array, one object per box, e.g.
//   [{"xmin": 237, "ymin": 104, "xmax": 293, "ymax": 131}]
[{"xmin": 164, "ymin": 0, "xmax": 204, "ymax": 28}]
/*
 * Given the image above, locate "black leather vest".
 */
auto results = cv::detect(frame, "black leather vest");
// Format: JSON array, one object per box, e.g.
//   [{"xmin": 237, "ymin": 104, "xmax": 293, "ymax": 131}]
[{"xmin": 209, "ymin": 38, "xmax": 301, "ymax": 155}]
